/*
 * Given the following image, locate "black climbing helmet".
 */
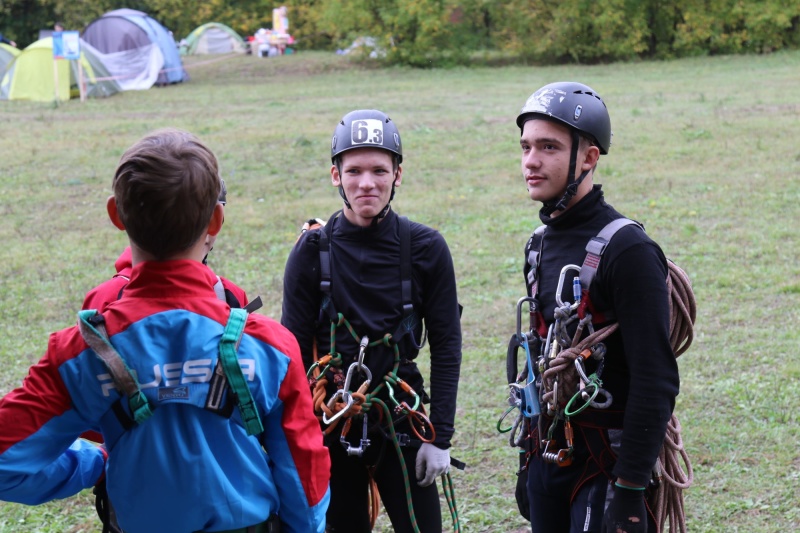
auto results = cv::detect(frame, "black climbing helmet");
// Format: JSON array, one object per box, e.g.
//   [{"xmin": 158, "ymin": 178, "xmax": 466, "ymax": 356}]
[
  {"xmin": 516, "ymin": 81, "xmax": 611, "ymax": 155},
  {"xmin": 517, "ymin": 82, "xmax": 612, "ymax": 215},
  {"xmin": 331, "ymin": 109, "xmax": 403, "ymax": 164}
]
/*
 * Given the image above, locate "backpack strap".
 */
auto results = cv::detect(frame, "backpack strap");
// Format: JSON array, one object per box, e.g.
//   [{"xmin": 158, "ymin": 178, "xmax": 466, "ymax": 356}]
[{"xmin": 78, "ymin": 310, "xmax": 154, "ymax": 425}]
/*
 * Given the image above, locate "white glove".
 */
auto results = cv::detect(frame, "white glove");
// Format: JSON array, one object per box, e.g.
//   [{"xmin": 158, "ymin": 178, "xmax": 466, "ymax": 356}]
[{"xmin": 415, "ymin": 442, "xmax": 450, "ymax": 487}]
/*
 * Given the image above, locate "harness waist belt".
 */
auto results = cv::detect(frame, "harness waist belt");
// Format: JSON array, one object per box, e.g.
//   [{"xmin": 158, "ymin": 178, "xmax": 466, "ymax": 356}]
[{"xmin": 198, "ymin": 515, "xmax": 279, "ymax": 533}]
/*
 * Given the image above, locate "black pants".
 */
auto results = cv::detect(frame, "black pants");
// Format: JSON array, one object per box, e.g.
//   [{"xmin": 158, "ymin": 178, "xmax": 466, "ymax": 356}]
[
  {"xmin": 526, "ymin": 419, "xmax": 656, "ymax": 533},
  {"xmin": 325, "ymin": 419, "xmax": 442, "ymax": 533}
]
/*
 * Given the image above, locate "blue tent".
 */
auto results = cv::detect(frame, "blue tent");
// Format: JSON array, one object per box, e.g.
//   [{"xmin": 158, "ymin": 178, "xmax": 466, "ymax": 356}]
[{"xmin": 83, "ymin": 8, "xmax": 187, "ymax": 85}]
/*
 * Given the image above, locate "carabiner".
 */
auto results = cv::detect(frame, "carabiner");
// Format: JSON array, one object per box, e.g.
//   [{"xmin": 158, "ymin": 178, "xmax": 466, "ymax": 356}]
[
  {"xmin": 322, "ymin": 389, "xmax": 354, "ymax": 425},
  {"xmin": 555, "ymin": 264, "xmax": 581, "ymax": 308},
  {"xmin": 386, "ymin": 375, "xmax": 420, "ymax": 412},
  {"xmin": 357, "ymin": 335, "xmax": 368, "ymax": 371},
  {"xmin": 343, "ymin": 361, "xmax": 373, "ymax": 394}
]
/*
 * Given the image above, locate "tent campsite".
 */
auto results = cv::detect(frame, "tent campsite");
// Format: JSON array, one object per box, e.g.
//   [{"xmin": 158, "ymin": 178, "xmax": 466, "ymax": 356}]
[
  {"xmin": 181, "ymin": 23, "xmax": 246, "ymax": 55},
  {"xmin": 82, "ymin": 8, "xmax": 187, "ymax": 89},
  {"xmin": 0, "ymin": 37, "xmax": 120, "ymax": 102},
  {"xmin": 0, "ymin": 43, "xmax": 20, "ymax": 73}
]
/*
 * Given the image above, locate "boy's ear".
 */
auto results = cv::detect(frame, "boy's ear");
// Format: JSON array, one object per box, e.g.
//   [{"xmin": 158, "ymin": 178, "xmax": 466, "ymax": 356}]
[
  {"xmin": 330, "ymin": 164, "xmax": 341, "ymax": 187},
  {"xmin": 207, "ymin": 203, "xmax": 224, "ymax": 237},
  {"xmin": 106, "ymin": 196, "xmax": 126, "ymax": 231},
  {"xmin": 580, "ymin": 145, "xmax": 601, "ymax": 172}
]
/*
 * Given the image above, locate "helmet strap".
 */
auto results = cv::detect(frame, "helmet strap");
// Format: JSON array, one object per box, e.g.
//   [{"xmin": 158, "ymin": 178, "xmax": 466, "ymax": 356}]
[{"xmin": 543, "ymin": 130, "xmax": 586, "ymax": 215}]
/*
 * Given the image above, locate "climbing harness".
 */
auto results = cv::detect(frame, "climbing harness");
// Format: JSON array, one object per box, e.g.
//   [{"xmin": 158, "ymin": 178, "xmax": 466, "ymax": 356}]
[
  {"xmin": 303, "ymin": 212, "xmax": 462, "ymax": 532},
  {"xmin": 500, "ymin": 217, "xmax": 696, "ymax": 531},
  {"xmin": 79, "ymin": 299, "xmax": 264, "ymax": 436}
]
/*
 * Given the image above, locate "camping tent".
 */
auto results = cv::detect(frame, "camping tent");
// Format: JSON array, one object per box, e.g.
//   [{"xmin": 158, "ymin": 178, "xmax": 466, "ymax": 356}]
[
  {"xmin": 82, "ymin": 8, "xmax": 187, "ymax": 87},
  {"xmin": 181, "ymin": 23, "xmax": 245, "ymax": 55},
  {"xmin": 0, "ymin": 38, "xmax": 119, "ymax": 102},
  {"xmin": 0, "ymin": 43, "xmax": 20, "ymax": 73},
  {"xmin": 0, "ymin": 37, "xmax": 120, "ymax": 102}
]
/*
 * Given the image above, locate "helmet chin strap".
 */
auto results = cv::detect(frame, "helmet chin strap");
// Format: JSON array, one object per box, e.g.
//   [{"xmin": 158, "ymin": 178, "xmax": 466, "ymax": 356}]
[{"xmin": 541, "ymin": 130, "xmax": 589, "ymax": 216}]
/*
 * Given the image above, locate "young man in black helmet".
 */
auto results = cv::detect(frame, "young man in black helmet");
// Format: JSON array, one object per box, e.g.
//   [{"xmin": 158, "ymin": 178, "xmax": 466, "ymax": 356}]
[
  {"xmin": 516, "ymin": 82, "xmax": 680, "ymax": 532},
  {"xmin": 281, "ymin": 109, "xmax": 463, "ymax": 532}
]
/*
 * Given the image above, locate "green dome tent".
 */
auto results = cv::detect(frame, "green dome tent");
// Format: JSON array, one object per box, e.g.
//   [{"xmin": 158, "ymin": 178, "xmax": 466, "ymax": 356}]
[
  {"xmin": 0, "ymin": 37, "xmax": 120, "ymax": 102},
  {"xmin": 180, "ymin": 23, "xmax": 245, "ymax": 55},
  {"xmin": 0, "ymin": 43, "xmax": 20, "ymax": 73}
]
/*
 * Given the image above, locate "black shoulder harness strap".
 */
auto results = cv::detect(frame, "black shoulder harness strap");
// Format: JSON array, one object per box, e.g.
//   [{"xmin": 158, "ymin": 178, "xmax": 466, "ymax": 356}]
[
  {"xmin": 578, "ymin": 218, "xmax": 641, "ymax": 290},
  {"xmin": 318, "ymin": 211, "xmax": 418, "ymax": 345},
  {"xmin": 525, "ymin": 218, "xmax": 643, "ymax": 323}
]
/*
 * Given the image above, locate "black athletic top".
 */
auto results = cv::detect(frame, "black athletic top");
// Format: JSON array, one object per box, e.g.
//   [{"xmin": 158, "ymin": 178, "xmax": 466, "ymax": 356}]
[
  {"xmin": 526, "ymin": 185, "xmax": 680, "ymax": 486},
  {"xmin": 281, "ymin": 209, "xmax": 463, "ymax": 448}
]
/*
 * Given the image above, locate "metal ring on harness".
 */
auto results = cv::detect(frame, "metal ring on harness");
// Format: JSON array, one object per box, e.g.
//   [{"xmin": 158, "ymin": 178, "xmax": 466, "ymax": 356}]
[{"xmin": 340, "ymin": 412, "xmax": 371, "ymax": 457}]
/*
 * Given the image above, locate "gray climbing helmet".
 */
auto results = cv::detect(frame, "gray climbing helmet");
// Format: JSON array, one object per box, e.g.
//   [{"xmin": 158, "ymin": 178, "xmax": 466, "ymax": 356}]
[
  {"xmin": 516, "ymin": 81, "xmax": 611, "ymax": 155},
  {"xmin": 331, "ymin": 109, "xmax": 403, "ymax": 163},
  {"xmin": 330, "ymin": 109, "xmax": 403, "ymax": 222},
  {"xmin": 517, "ymin": 82, "xmax": 612, "ymax": 214}
]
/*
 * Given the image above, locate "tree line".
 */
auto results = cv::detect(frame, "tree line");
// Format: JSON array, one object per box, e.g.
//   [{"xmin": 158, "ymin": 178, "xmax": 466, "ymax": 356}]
[{"xmin": 2, "ymin": 0, "xmax": 798, "ymax": 66}]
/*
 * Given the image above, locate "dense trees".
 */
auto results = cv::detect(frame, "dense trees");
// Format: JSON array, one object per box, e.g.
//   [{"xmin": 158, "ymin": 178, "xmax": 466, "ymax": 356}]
[{"xmin": 1, "ymin": 0, "xmax": 798, "ymax": 65}]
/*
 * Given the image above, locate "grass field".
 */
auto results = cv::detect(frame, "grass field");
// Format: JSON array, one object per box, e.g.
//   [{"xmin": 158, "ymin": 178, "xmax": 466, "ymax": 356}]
[{"xmin": 1, "ymin": 49, "xmax": 799, "ymax": 532}]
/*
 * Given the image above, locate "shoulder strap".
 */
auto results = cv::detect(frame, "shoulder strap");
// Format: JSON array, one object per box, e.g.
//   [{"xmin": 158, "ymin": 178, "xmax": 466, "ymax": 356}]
[
  {"xmin": 525, "ymin": 225, "xmax": 547, "ymax": 296},
  {"xmin": 216, "ymin": 308, "xmax": 263, "ymax": 436},
  {"xmin": 392, "ymin": 215, "xmax": 424, "ymax": 347},
  {"xmin": 398, "ymin": 215, "xmax": 413, "ymax": 320},
  {"xmin": 78, "ymin": 310, "xmax": 154, "ymax": 424},
  {"xmin": 318, "ymin": 211, "xmax": 341, "ymax": 321},
  {"xmin": 578, "ymin": 218, "xmax": 642, "ymax": 290}
]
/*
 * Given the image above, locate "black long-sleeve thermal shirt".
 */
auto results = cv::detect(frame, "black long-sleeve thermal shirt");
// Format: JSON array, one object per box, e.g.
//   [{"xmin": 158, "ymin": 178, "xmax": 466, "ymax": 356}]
[
  {"xmin": 281, "ymin": 209, "xmax": 463, "ymax": 448},
  {"xmin": 527, "ymin": 185, "xmax": 680, "ymax": 486}
]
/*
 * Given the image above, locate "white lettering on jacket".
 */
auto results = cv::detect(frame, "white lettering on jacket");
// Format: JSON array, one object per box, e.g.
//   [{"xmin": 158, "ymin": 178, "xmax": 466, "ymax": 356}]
[{"xmin": 96, "ymin": 359, "xmax": 256, "ymax": 397}]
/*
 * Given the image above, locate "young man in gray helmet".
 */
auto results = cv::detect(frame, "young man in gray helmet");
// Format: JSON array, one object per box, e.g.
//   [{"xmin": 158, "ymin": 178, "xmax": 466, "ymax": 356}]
[
  {"xmin": 515, "ymin": 82, "xmax": 680, "ymax": 532},
  {"xmin": 281, "ymin": 109, "xmax": 462, "ymax": 532}
]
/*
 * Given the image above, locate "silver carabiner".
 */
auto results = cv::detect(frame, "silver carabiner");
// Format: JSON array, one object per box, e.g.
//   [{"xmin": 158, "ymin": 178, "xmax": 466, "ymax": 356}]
[
  {"xmin": 322, "ymin": 390, "xmax": 354, "ymax": 425},
  {"xmin": 343, "ymin": 361, "xmax": 373, "ymax": 393},
  {"xmin": 357, "ymin": 335, "xmax": 369, "ymax": 371},
  {"xmin": 515, "ymin": 296, "xmax": 538, "ymax": 338},
  {"xmin": 555, "ymin": 264, "xmax": 581, "ymax": 308}
]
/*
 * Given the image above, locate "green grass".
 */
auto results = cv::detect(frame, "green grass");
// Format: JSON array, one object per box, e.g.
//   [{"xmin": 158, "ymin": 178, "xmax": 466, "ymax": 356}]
[{"xmin": 1, "ymin": 50, "xmax": 799, "ymax": 532}]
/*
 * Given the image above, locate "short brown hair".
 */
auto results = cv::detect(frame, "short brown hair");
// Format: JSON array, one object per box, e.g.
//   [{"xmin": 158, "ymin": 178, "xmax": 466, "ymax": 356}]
[{"xmin": 112, "ymin": 129, "xmax": 221, "ymax": 260}]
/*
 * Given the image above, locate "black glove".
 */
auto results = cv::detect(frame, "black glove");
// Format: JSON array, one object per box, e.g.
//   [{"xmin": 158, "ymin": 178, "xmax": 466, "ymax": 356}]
[{"xmin": 601, "ymin": 483, "xmax": 647, "ymax": 533}]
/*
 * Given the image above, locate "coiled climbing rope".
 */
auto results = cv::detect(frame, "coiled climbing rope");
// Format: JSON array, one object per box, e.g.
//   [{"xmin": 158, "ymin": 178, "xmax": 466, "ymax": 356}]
[{"xmin": 540, "ymin": 259, "xmax": 696, "ymax": 530}]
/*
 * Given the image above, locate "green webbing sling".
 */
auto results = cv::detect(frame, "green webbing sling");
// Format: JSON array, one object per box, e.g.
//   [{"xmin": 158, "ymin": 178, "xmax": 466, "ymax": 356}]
[
  {"xmin": 78, "ymin": 309, "xmax": 154, "ymax": 424},
  {"xmin": 218, "ymin": 308, "xmax": 263, "ymax": 436}
]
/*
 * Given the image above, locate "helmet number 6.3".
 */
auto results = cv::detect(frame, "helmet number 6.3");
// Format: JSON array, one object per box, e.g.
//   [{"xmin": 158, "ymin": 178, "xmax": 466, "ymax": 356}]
[{"xmin": 351, "ymin": 119, "xmax": 384, "ymax": 145}]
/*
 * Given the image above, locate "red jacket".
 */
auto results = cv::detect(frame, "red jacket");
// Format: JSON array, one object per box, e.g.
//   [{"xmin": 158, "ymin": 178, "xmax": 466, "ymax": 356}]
[
  {"xmin": 80, "ymin": 247, "xmax": 249, "ymax": 443},
  {"xmin": 82, "ymin": 247, "xmax": 249, "ymax": 311}
]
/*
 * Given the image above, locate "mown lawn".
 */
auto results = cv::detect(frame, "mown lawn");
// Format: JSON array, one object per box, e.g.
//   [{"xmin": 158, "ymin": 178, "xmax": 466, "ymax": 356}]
[{"xmin": 1, "ymin": 49, "xmax": 799, "ymax": 532}]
